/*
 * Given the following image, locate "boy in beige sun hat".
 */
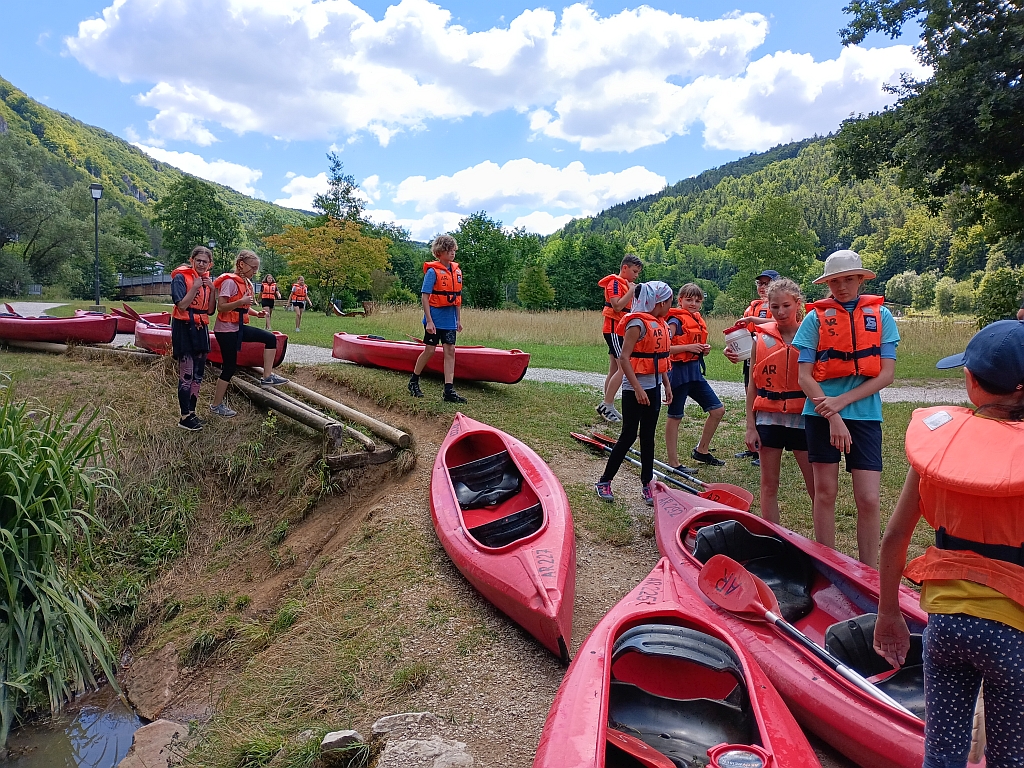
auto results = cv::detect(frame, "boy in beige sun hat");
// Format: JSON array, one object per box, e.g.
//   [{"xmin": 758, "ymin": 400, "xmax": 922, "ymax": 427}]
[{"xmin": 793, "ymin": 250, "xmax": 899, "ymax": 568}]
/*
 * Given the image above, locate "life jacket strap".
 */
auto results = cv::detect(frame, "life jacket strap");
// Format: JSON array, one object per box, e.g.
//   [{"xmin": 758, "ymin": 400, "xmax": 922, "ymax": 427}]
[
  {"xmin": 631, "ymin": 351, "xmax": 669, "ymax": 360},
  {"xmin": 755, "ymin": 388, "xmax": 805, "ymax": 401},
  {"xmin": 815, "ymin": 345, "xmax": 882, "ymax": 362},
  {"xmin": 936, "ymin": 526, "xmax": 1024, "ymax": 567}
]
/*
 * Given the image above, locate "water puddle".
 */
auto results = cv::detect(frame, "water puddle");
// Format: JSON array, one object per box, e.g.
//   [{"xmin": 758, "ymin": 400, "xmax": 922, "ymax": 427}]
[{"xmin": 6, "ymin": 688, "xmax": 141, "ymax": 768}]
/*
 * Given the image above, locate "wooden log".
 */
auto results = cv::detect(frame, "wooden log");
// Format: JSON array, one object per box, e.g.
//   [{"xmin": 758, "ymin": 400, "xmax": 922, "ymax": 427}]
[
  {"xmin": 279, "ymin": 378, "xmax": 411, "ymax": 449},
  {"xmin": 4, "ymin": 339, "xmax": 162, "ymax": 362},
  {"xmin": 325, "ymin": 447, "xmax": 397, "ymax": 471},
  {"xmin": 231, "ymin": 377, "xmax": 346, "ymax": 449}
]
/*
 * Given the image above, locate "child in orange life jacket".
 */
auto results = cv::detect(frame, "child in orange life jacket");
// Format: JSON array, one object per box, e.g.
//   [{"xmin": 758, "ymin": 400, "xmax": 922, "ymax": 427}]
[
  {"xmin": 595, "ymin": 281, "xmax": 674, "ymax": 507},
  {"xmin": 794, "ymin": 250, "xmax": 899, "ymax": 568},
  {"xmin": 408, "ymin": 235, "xmax": 467, "ymax": 404},
  {"xmin": 874, "ymin": 320, "xmax": 1024, "ymax": 768},
  {"xmin": 288, "ymin": 276, "xmax": 308, "ymax": 331},
  {"xmin": 597, "ymin": 254, "xmax": 643, "ymax": 423},
  {"xmin": 209, "ymin": 251, "xmax": 288, "ymax": 418},
  {"xmin": 169, "ymin": 245, "xmax": 217, "ymax": 432},
  {"xmin": 664, "ymin": 283, "xmax": 726, "ymax": 469},
  {"xmin": 259, "ymin": 273, "xmax": 280, "ymax": 330},
  {"xmin": 744, "ymin": 278, "xmax": 815, "ymax": 524}
]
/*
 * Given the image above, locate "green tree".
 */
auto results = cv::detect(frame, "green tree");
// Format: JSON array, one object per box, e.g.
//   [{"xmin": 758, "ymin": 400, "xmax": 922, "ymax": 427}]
[
  {"xmin": 975, "ymin": 267, "xmax": 1022, "ymax": 328},
  {"xmin": 883, "ymin": 270, "xmax": 918, "ymax": 306},
  {"xmin": 933, "ymin": 276, "xmax": 956, "ymax": 315},
  {"xmin": 312, "ymin": 152, "xmax": 364, "ymax": 222},
  {"xmin": 912, "ymin": 270, "xmax": 938, "ymax": 310},
  {"xmin": 114, "ymin": 215, "xmax": 158, "ymax": 276},
  {"xmin": 546, "ymin": 233, "xmax": 624, "ymax": 310},
  {"xmin": 245, "ymin": 209, "xmax": 289, "ymax": 277},
  {"xmin": 518, "ymin": 264, "xmax": 556, "ymax": 310},
  {"xmin": 952, "ymin": 280, "xmax": 976, "ymax": 314},
  {"xmin": 152, "ymin": 176, "xmax": 241, "ymax": 269},
  {"xmin": 451, "ymin": 212, "xmax": 515, "ymax": 309},
  {"xmin": 363, "ymin": 220, "xmax": 425, "ymax": 294}
]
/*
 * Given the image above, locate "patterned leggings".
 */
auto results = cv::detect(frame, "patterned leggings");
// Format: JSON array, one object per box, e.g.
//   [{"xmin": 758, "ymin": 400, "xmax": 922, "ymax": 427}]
[
  {"xmin": 923, "ymin": 613, "xmax": 1024, "ymax": 768},
  {"xmin": 177, "ymin": 354, "xmax": 207, "ymax": 416}
]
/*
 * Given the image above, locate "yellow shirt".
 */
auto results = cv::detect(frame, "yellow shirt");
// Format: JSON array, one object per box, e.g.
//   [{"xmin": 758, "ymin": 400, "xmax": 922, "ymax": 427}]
[{"xmin": 921, "ymin": 579, "xmax": 1024, "ymax": 633}]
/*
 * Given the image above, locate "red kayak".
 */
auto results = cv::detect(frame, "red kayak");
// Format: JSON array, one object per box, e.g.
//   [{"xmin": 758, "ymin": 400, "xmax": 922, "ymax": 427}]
[
  {"xmin": 534, "ymin": 557, "xmax": 820, "ymax": 768},
  {"xmin": 134, "ymin": 323, "xmax": 288, "ymax": 368},
  {"xmin": 431, "ymin": 413, "xmax": 574, "ymax": 662},
  {"xmin": 0, "ymin": 312, "xmax": 117, "ymax": 344},
  {"xmin": 333, "ymin": 332, "xmax": 530, "ymax": 384},
  {"xmin": 653, "ymin": 483, "xmax": 935, "ymax": 768},
  {"xmin": 76, "ymin": 309, "xmax": 170, "ymax": 334}
]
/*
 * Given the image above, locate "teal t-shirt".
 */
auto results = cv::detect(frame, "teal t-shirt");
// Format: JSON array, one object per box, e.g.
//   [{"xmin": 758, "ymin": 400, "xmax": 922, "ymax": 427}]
[{"xmin": 792, "ymin": 302, "xmax": 899, "ymax": 421}]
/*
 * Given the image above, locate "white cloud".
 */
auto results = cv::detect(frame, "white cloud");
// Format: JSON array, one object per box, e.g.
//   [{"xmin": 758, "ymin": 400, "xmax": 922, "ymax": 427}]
[
  {"xmin": 272, "ymin": 172, "xmax": 328, "ymax": 211},
  {"xmin": 362, "ymin": 174, "xmax": 383, "ymax": 202},
  {"xmin": 134, "ymin": 144, "xmax": 262, "ymax": 195},
  {"xmin": 364, "ymin": 209, "xmax": 465, "ymax": 242},
  {"xmin": 511, "ymin": 211, "xmax": 575, "ymax": 235}
]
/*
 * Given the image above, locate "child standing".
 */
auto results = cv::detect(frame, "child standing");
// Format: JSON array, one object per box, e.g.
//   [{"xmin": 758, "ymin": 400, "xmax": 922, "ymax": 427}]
[
  {"xmin": 874, "ymin": 320, "xmax": 1024, "ymax": 768},
  {"xmin": 288, "ymin": 276, "xmax": 308, "ymax": 332},
  {"xmin": 664, "ymin": 283, "xmax": 726, "ymax": 469},
  {"xmin": 259, "ymin": 273, "xmax": 280, "ymax": 330},
  {"xmin": 596, "ymin": 255, "xmax": 643, "ymax": 423},
  {"xmin": 794, "ymin": 250, "xmax": 899, "ymax": 567},
  {"xmin": 169, "ymin": 246, "xmax": 217, "ymax": 431},
  {"xmin": 408, "ymin": 235, "xmax": 467, "ymax": 403},
  {"xmin": 595, "ymin": 281, "xmax": 673, "ymax": 506},
  {"xmin": 744, "ymin": 278, "xmax": 815, "ymax": 523}
]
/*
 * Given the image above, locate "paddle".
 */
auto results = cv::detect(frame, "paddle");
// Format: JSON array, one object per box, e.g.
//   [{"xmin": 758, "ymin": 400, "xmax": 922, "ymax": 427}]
[
  {"xmin": 698, "ymin": 554, "xmax": 920, "ymax": 720},
  {"xmin": 120, "ymin": 303, "xmax": 156, "ymax": 327},
  {"xmin": 606, "ymin": 728, "xmax": 674, "ymax": 768},
  {"xmin": 4, "ymin": 303, "xmax": 20, "ymax": 316},
  {"xmin": 589, "ymin": 430, "xmax": 754, "ymax": 510}
]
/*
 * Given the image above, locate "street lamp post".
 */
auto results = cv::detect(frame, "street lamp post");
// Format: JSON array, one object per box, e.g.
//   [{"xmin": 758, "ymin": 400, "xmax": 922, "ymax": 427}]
[{"xmin": 89, "ymin": 183, "xmax": 103, "ymax": 310}]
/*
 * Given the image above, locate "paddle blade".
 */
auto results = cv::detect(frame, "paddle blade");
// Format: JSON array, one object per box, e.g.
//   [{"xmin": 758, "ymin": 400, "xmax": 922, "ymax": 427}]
[
  {"xmin": 606, "ymin": 729, "xmax": 675, "ymax": 768},
  {"xmin": 697, "ymin": 554, "xmax": 781, "ymax": 620},
  {"xmin": 698, "ymin": 486, "xmax": 752, "ymax": 512},
  {"xmin": 4, "ymin": 303, "xmax": 18, "ymax": 316},
  {"xmin": 570, "ymin": 432, "xmax": 611, "ymax": 453}
]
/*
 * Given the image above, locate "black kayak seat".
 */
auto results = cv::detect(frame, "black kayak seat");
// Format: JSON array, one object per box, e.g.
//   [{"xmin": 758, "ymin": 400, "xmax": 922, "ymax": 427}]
[
  {"xmin": 607, "ymin": 625, "xmax": 757, "ymax": 767},
  {"xmin": 825, "ymin": 613, "xmax": 926, "ymax": 718},
  {"xmin": 448, "ymin": 450, "xmax": 522, "ymax": 510},
  {"xmin": 468, "ymin": 503, "xmax": 543, "ymax": 548},
  {"xmin": 692, "ymin": 520, "xmax": 816, "ymax": 624}
]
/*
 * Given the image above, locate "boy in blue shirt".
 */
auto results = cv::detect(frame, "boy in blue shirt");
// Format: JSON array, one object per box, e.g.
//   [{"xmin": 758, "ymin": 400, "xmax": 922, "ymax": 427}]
[{"xmin": 795, "ymin": 250, "xmax": 899, "ymax": 568}]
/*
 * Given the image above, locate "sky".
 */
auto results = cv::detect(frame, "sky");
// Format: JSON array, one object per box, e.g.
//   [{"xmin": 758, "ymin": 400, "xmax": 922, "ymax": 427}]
[{"xmin": 0, "ymin": 0, "xmax": 926, "ymax": 240}]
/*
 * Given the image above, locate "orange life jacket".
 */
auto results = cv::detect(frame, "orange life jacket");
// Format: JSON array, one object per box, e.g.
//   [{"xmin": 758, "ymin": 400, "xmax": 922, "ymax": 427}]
[
  {"xmin": 743, "ymin": 299, "xmax": 771, "ymax": 319},
  {"xmin": 214, "ymin": 273, "xmax": 252, "ymax": 325},
  {"xmin": 666, "ymin": 307, "xmax": 707, "ymax": 363},
  {"xmin": 903, "ymin": 406, "xmax": 1024, "ymax": 608},
  {"xmin": 291, "ymin": 283, "xmax": 308, "ymax": 302},
  {"xmin": 598, "ymin": 274, "xmax": 631, "ymax": 322},
  {"xmin": 424, "ymin": 261, "xmax": 463, "ymax": 307},
  {"xmin": 751, "ymin": 322, "xmax": 805, "ymax": 414},
  {"xmin": 616, "ymin": 312, "xmax": 670, "ymax": 376},
  {"xmin": 260, "ymin": 280, "xmax": 277, "ymax": 300},
  {"xmin": 808, "ymin": 295, "xmax": 885, "ymax": 381},
  {"xmin": 170, "ymin": 266, "xmax": 211, "ymax": 326}
]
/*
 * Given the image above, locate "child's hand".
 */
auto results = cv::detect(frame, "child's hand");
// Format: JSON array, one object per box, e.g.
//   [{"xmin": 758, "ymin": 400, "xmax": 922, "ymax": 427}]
[
  {"xmin": 828, "ymin": 414, "xmax": 852, "ymax": 452},
  {"xmin": 425, "ymin": 320, "xmax": 436, "ymax": 334},
  {"xmin": 873, "ymin": 611, "xmax": 911, "ymax": 669},
  {"xmin": 723, "ymin": 347, "xmax": 741, "ymax": 364},
  {"xmin": 745, "ymin": 427, "xmax": 760, "ymax": 453},
  {"xmin": 634, "ymin": 388, "xmax": 650, "ymax": 406},
  {"xmin": 698, "ymin": 343, "xmax": 711, "ymax": 355},
  {"xmin": 663, "ymin": 385, "xmax": 673, "ymax": 406},
  {"xmin": 812, "ymin": 394, "xmax": 846, "ymax": 419}
]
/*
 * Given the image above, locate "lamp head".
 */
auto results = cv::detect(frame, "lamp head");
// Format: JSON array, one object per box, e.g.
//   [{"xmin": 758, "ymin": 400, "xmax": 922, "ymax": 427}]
[
  {"xmin": 89, "ymin": 183, "xmax": 103, "ymax": 200},
  {"xmin": 208, "ymin": 239, "xmax": 216, "ymax": 249}
]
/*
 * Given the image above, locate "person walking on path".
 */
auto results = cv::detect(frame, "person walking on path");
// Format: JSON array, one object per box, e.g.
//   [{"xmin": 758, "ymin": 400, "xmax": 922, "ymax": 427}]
[
  {"xmin": 874, "ymin": 319, "xmax": 1024, "ymax": 768},
  {"xmin": 259, "ymin": 273, "xmax": 281, "ymax": 330},
  {"xmin": 408, "ymin": 235, "xmax": 467, "ymax": 403},
  {"xmin": 664, "ymin": 283, "xmax": 725, "ymax": 470},
  {"xmin": 595, "ymin": 281, "xmax": 673, "ymax": 507},
  {"xmin": 795, "ymin": 250, "xmax": 899, "ymax": 568},
  {"xmin": 169, "ymin": 246, "xmax": 217, "ymax": 431},
  {"xmin": 288, "ymin": 276, "xmax": 308, "ymax": 332},
  {"xmin": 744, "ymin": 278, "xmax": 815, "ymax": 524},
  {"xmin": 596, "ymin": 255, "xmax": 643, "ymax": 423},
  {"xmin": 208, "ymin": 251, "xmax": 288, "ymax": 418}
]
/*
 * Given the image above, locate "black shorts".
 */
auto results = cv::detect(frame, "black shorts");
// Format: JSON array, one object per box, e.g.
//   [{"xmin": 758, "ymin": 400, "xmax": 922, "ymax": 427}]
[
  {"xmin": 261, "ymin": 298, "xmax": 275, "ymax": 309},
  {"xmin": 756, "ymin": 423, "xmax": 808, "ymax": 452},
  {"xmin": 804, "ymin": 415, "xmax": 883, "ymax": 472},
  {"xmin": 604, "ymin": 332, "xmax": 623, "ymax": 358},
  {"xmin": 424, "ymin": 328, "xmax": 457, "ymax": 346},
  {"xmin": 291, "ymin": 300, "xmax": 306, "ymax": 309}
]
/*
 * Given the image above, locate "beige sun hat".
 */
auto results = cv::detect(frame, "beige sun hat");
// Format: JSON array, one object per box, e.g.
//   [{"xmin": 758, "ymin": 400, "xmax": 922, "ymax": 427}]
[{"xmin": 813, "ymin": 249, "xmax": 877, "ymax": 284}]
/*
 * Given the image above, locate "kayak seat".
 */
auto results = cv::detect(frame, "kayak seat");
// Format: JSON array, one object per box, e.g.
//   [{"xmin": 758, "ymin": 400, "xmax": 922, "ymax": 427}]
[
  {"xmin": 692, "ymin": 520, "xmax": 815, "ymax": 624},
  {"xmin": 825, "ymin": 613, "xmax": 926, "ymax": 718},
  {"xmin": 607, "ymin": 624, "xmax": 757, "ymax": 766},
  {"xmin": 468, "ymin": 503, "xmax": 543, "ymax": 548},
  {"xmin": 448, "ymin": 450, "xmax": 523, "ymax": 510}
]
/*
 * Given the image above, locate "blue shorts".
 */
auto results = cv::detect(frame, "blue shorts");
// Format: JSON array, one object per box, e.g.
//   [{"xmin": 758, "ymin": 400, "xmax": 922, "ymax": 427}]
[
  {"xmin": 804, "ymin": 416, "xmax": 883, "ymax": 471},
  {"xmin": 667, "ymin": 378, "xmax": 723, "ymax": 419}
]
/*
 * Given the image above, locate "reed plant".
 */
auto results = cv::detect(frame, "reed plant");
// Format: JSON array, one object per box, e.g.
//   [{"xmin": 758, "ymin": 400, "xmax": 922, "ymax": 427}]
[{"xmin": 0, "ymin": 379, "xmax": 118, "ymax": 753}]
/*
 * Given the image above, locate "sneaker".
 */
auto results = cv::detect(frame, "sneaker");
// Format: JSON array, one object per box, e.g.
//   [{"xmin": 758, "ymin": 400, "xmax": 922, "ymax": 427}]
[
  {"xmin": 751, "ymin": 458, "xmax": 761, "ymax": 467},
  {"xmin": 691, "ymin": 448, "xmax": 725, "ymax": 467},
  {"xmin": 209, "ymin": 402, "xmax": 237, "ymax": 418},
  {"xmin": 734, "ymin": 449, "xmax": 756, "ymax": 459},
  {"xmin": 408, "ymin": 379, "xmax": 424, "ymax": 398},
  {"xmin": 177, "ymin": 413, "xmax": 203, "ymax": 432},
  {"xmin": 641, "ymin": 483, "xmax": 654, "ymax": 507},
  {"xmin": 604, "ymin": 404, "xmax": 623, "ymax": 423},
  {"xmin": 443, "ymin": 389, "xmax": 468, "ymax": 404},
  {"xmin": 259, "ymin": 373, "xmax": 288, "ymax": 386},
  {"xmin": 595, "ymin": 481, "xmax": 614, "ymax": 502},
  {"xmin": 672, "ymin": 464, "xmax": 699, "ymax": 475}
]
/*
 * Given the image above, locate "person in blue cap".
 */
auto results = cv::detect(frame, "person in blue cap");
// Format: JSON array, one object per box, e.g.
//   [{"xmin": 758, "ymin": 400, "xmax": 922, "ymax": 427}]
[{"xmin": 875, "ymin": 319, "xmax": 1024, "ymax": 768}]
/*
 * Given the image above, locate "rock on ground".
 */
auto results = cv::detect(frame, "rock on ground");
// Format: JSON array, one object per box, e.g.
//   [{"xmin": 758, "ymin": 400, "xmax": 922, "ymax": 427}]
[
  {"xmin": 123, "ymin": 643, "xmax": 180, "ymax": 721},
  {"xmin": 116, "ymin": 719, "xmax": 183, "ymax": 768},
  {"xmin": 377, "ymin": 735, "xmax": 473, "ymax": 768}
]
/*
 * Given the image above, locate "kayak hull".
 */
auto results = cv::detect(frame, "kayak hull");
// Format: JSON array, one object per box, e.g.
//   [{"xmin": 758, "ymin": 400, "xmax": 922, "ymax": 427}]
[
  {"xmin": 431, "ymin": 413, "xmax": 574, "ymax": 661},
  {"xmin": 0, "ymin": 313, "xmax": 118, "ymax": 344},
  {"xmin": 653, "ymin": 482, "xmax": 933, "ymax": 768},
  {"xmin": 77, "ymin": 309, "xmax": 170, "ymax": 334},
  {"xmin": 134, "ymin": 324, "xmax": 288, "ymax": 368},
  {"xmin": 534, "ymin": 558, "xmax": 820, "ymax": 768},
  {"xmin": 332, "ymin": 332, "xmax": 530, "ymax": 384}
]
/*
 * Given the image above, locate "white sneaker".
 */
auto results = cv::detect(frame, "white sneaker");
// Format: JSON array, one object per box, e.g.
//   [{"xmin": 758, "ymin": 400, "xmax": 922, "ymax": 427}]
[
  {"xmin": 603, "ymin": 404, "xmax": 622, "ymax": 423},
  {"xmin": 209, "ymin": 402, "xmax": 237, "ymax": 418}
]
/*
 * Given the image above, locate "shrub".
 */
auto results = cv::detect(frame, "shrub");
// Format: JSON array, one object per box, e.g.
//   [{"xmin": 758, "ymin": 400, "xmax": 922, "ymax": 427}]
[
  {"xmin": 0, "ymin": 253, "xmax": 31, "ymax": 297},
  {"xmin": 518, "ymin": 264, "xmax": 556, "ymax": 310},
  {"xmin": 884, "ymin": 271, "xmax": 918, "ymax": 306},
  {"xmin": 933, "ymin": 276, "xmax": 956, "ymax": 315},
  {"xmin": 951, "ymin": 280, "xmax": 975, "ymax": 314},
  {"xmin": 975, "ymin": 267, "xmax": 1022, "ymax": 328},
  {"xmin": 912, "ymin": 270, "xmax": 938, "ymax": 310},
  {"xmin": 381, "ymin": 285, "xmax": 418, "ymax": 305}
]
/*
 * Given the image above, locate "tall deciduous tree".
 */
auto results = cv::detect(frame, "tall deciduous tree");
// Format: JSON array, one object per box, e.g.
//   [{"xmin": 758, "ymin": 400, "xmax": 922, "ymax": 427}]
[
  {"xmin": 518, "ymin": 264, "xmax": 556, "ymax": 310},
  {"xmin": 545, "ymin": 233, "xmax": 624, "ymax": 310},
  {"xmin": 313, "ymin": 152, "xmax": 364, "ymax": 223},
  {"xmin": 451, "ymin": 212, "xmax": 516, "ymax": 309},
  {"xmin": 153, "ymin": 176, "xmax": 241, "ymax": 268}
]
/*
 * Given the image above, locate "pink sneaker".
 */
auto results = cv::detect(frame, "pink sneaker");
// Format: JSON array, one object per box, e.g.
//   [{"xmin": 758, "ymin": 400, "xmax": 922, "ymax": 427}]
[
  {"xmin": 641, "ymin": 483, "xmax": 654, "ymax": 506},
  {"xmin": 595, "ymin": 481, "xmax": 614, "ymax": 502}
]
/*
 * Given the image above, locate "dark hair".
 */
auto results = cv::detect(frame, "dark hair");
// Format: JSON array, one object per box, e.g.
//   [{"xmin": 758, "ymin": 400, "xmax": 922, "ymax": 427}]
[
  {"xmin": 622, "ymin": 254, "xmax": 643, "ymax": 269},
  {"xmin": 970, "ymin": 368, "xmax": 1024, "ymax": 421}
]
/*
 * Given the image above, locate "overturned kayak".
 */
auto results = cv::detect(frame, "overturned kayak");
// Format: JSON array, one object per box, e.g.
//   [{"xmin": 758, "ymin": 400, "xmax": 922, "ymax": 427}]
[
  {"xmin": 535, "ymin": 557, "xmax": 820, "ymax": 768},
  {"xmin": 332, "ymin": 332, "xmax": 530, "ymax": 384},
  {"xmin": 653, "ymin": 483, "xmax": 933, "ymax": 768},
  {"xmin": 431, "ymin": 413, "xmax": 574, "ymax": 662},
  {"xmin": 134, "ymin": 323, "xmax": 288, "ymax": 368},
  {"xmin": 76, "ymin": 308, "xmax": 170, "ymax": 334},
  {"xmin": 0, "ymin": 312, "xmax": 118, "ymax": 344}
]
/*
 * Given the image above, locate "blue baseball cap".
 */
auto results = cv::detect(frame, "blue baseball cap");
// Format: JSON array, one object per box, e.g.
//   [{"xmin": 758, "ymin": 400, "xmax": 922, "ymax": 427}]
[
  {"xmin": 756, "ymin": 270, "xmax": 780, "ymax": 281},
  {"xmin": 936, "ymin": 320, "xmax": 1024, "ymax": 392}
]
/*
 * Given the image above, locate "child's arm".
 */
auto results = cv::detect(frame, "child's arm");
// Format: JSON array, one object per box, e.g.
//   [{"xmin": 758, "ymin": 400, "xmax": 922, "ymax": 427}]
[
  {"xmin": 744, "ymin": 346, "xmax": 760, "ymax": 452},
  {"xmin": 670, "ymin": 342, "xmax": 710, "ymax": 355},
  {"xmin": 662, "ymin": 369, "xmax": 672, "ymax": 405},
  {"xmin": 420, "ymin": 292, "xmax": 435, "ymax": 333},
  {"xmin": 609, "ymin": 288, "xmax": 634, "ymax": 312},
  {"xmin": 798, "ymin": 362, "xmax": 853, "ymax": 452},
  {"xmin": 618, "ymin": 327, "xmax": 648, "ymax": 404},
  {"xmin": 811, "ymin": 358, "xmax": 895, "ymax": 419},
  {"xmin": 734, "ymin": 316, "xmax": 773, "ymax": 326}
]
